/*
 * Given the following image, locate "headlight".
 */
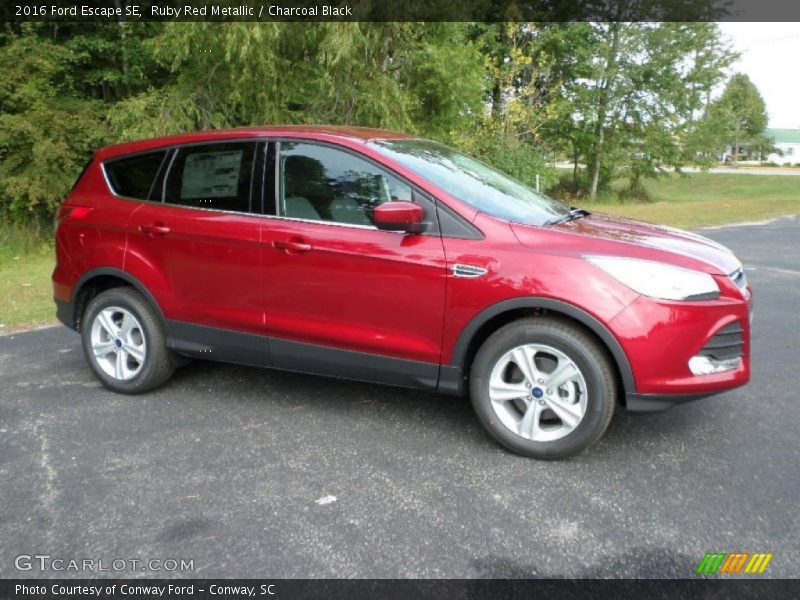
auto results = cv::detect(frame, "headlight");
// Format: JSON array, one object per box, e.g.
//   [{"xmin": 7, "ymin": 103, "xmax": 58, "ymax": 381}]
[{"xmin": 587, "ymin": 256, "xmax": 719, "ymax": 301}]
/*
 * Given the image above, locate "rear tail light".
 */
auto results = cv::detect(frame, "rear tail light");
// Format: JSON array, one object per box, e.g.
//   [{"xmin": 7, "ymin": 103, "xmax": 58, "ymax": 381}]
[{"xmin": 54, "ymin": 205, "xmax": 93, "ymax": 230}]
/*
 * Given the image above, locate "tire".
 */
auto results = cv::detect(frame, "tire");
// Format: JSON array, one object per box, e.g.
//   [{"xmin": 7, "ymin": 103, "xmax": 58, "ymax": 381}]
[
  {"xmin": 81, "ymin": 287, "xmax": 174, "ymax": 394},
  {"xmin": 470, "ymin": 317, "xmax": 617, "ymax": 460}
]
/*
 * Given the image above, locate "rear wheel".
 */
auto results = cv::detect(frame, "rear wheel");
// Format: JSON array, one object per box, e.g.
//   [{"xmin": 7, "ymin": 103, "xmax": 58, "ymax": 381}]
[
  {"xmin": 470, "ymin": 317, "xmax": 616, "ymax": 459},
  {"xmin": 81, "ymin": 287, "xmax": 174, "ymax": 394}
]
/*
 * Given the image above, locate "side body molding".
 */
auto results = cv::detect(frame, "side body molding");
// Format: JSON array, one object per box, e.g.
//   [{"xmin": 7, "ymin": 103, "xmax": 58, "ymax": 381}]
[
  {"xmin": 440, "ymin": 297, "xmax": 636, "ymax": 398},
  {"xmin": 69, "ymin": 267, "xmax": 270, "ymax": 367}
]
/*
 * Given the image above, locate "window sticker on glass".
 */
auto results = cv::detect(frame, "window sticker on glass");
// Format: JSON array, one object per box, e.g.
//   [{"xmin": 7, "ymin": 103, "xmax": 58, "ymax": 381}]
[{"xmin": 180, "ymin": 151, "xmax": 243, "ymax": 199}]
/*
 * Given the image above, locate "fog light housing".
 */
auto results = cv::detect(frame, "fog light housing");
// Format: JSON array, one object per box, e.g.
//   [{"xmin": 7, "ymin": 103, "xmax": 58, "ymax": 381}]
[{"xmin": 688, "ymin": 355, "xmax": 742, "ymax": 375}]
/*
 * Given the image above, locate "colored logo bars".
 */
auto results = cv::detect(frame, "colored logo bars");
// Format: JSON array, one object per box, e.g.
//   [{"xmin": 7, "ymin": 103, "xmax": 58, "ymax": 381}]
[{"xmin": 696, "ymin": 552, "xmax": 773, "ymax": 574}]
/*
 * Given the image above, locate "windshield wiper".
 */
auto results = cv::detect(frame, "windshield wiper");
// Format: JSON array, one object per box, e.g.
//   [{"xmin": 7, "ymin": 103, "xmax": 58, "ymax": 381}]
[{"xmin": 547, "ymin": 208, "xmax": 591, "ymax": 226}]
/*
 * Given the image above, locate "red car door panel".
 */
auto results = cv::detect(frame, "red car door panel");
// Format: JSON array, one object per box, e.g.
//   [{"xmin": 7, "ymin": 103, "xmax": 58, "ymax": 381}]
[
  {"xmin": 261, "ymin": 140, "xmax": 447, "ymax": 373},
  {"xmin": 128, "ymin": 203, "xmax": 263, "ymax": 334},
  {"xmin": 262, "ymin": 219, "xmax": 446, "ymax": 363}
]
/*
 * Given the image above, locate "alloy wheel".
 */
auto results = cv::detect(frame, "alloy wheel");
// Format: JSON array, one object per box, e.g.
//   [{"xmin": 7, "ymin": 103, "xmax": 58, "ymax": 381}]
[
  {"xmin": 488, "ymin": 343, "xmax": 588, "ymax": 442},
  {"xmin": 90, "ymin": 306, "xmax": 147, "ymax": 381}
]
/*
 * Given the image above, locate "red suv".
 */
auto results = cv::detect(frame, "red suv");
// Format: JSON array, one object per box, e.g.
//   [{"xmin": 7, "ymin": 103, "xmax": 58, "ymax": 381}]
[{"xmin": 53, "ymin": 126, "xmax": 752, "ymax": 459}]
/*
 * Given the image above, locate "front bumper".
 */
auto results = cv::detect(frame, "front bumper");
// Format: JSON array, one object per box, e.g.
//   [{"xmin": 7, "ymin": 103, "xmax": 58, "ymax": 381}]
[
  {"xmin": 625, "ymin": 391, "xmax": 726, "ymax": 413},
  {"xmin": 612, "ymin": 275, "xmax": 752, "ymax": 412}
]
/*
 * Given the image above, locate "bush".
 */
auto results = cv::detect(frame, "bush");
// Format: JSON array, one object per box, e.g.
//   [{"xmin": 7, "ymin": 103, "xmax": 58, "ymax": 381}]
[
  {"xmin": 452, "ymin": 123, "xmax": 558, "ymax": 193},
  {"xmin": 0, "ymin": 219, "xmax": 53, "ymax": 258}
]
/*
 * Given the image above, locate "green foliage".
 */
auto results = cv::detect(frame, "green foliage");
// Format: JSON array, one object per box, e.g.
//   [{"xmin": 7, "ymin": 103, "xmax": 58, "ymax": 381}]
[
  {"xmin": 555, "ymin": 22, "xmax": 738, "ymax": 198},
  {"xmin": 707, "ymin": 72, "xmax": 768, "ymax": 163},
  {"xmin": 0, "ymin": 218, "xmax": 52, "ymax": 257},
  {"xmin": 0, "ymin": 23, "xmax": 164, "ymax": 221},
  {"xmin": 454, "ymin": 120, "xmax": 558, "ymax": 191},
  {"xmin": 0, "ymin": 21, "xmax": 759, "ymax": 223},
  {"xmin": 0, "ymin": 33, "xmax": 109, "ymax": 220},
  {"xmin": 108, "ymin": 23, "xmax": 485, "ymax": 139}
]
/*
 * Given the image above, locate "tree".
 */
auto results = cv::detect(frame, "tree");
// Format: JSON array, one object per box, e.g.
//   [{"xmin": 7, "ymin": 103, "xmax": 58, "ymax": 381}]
[
  {"xmin": 457, "ymin": 22, "xmax": 589, "ymax": 190},
  {"xmin": 0, "ymin": 22, "xmax": 164, "ymax": 221},
  {"xmin": 551, "ymin": 22, "xmax": 736, "ymax": 199},
  {"xmin": 0, "ymin": 20, "xmax": 746, "ymax": 222},
  {"xmin": 107, "ymin": 23, "xmax": 485, "ymax": 140},
  {"xmin": 0, "ymin": 32, "xmax": 107, "ymax": 221},
  {"xmin": 709, "ymin": 73, "xmax": 768, "ymax": 165}
]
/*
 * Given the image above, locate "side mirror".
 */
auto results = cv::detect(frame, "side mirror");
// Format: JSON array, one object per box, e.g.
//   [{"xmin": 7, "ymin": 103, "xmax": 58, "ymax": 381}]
[{"xmin": 373, "ymin": 201, "xmax": 427, "ymax": 233}]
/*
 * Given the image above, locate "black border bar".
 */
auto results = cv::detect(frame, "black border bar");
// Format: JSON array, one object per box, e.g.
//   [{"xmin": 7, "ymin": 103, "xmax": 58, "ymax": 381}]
[
  {"xmin": 2, "ymin": 579, "xmax": 800, "ymax": 600},
  {"xmin": 3, "ymin": 0, "xmax": 800, "ymax": 22}
]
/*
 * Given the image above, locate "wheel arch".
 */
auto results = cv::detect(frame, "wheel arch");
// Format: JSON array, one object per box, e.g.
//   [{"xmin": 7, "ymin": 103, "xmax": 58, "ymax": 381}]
[
  {"xmin": 443, "ymin": 297, "xmax": 636, "ymax": 399},
  {"xmin": 70, "ymin": 267, "xmax": 168, "ymax": 334}
]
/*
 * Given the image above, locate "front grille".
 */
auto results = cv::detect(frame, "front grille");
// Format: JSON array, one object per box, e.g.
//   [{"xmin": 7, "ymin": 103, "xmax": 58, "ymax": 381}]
[
  {"xmin": 730, "ymin": 267, "xmax": 747, "ymax": 292},
  {"xmin": 698, "ymin": 322, "xmax": 744, "ymax": 361}
]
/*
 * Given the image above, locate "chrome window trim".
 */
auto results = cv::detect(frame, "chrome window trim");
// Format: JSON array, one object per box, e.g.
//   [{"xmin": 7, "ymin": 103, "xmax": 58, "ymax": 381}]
[
  {"xmin": 92, "ymin": 186, "xmax": 395, "ymax": 230},
  {"xmin": 100, "ymin": 137, "xmax": 263, "ymax": 206},
  {"xmin": 260, "ymin": 213, "xmax": 399, "ymax": 232},
  {"xmin": 98, "ymin": 135, "xmax": 483, "ymax": 239}
]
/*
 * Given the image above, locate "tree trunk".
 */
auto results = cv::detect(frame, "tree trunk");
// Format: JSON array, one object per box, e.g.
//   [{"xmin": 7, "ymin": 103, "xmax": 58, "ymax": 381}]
[
  {"xmin": 572, "ymin": 144, "xmax": 579, "ymax": 186},
  {"xmin": 589, "ymin": 24, "xmax": 622, "ymax": 200},
  {"xmin": 114, "ymin": 0, "xmax": 130, "ymax": 89},
  {"xmin": 491, "ymin": 82, "xmax": 502, "ymax": 121},
  {"xmin": 491, "ymin": 25, "xmax": 509, "ymax": 122}
]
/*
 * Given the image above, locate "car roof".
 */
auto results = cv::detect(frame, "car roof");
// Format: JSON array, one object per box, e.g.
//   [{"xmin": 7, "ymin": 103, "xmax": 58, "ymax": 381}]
[{"xmin": 95, "ymin": 125, "xmax": 417, "ymax": 160}]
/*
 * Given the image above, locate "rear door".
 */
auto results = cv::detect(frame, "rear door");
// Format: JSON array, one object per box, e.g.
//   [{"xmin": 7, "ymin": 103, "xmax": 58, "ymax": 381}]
[
  {"xmin": 260, "ymin": 140, "xmax": 448, "ymax": 388},
  {"xmin": 125, "ymin": 140, "xmax": 268, "ymax": 365}
]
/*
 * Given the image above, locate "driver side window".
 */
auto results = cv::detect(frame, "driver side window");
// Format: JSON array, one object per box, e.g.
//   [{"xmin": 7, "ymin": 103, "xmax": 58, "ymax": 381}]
[{"xmin": 278, "ymin": 142, "xmax": 413, "ymax": 227}]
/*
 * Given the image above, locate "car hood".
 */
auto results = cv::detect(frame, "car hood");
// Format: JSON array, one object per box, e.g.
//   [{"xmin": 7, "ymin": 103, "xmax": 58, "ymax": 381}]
[{"xmin": 512, "ymin": 211, "xmax": 742, "ymax": 275}]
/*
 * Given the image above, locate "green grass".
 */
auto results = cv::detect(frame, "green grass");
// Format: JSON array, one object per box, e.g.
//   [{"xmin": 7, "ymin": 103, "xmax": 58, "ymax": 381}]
[
  {"xmin": 0, "ymin": 252, "xmax": 55, "ymax": 332},
  {"xmin": 583, "ymin": 172, "xmax": 800, "ymax": 229},
  {"xmin": 1, "ymin": 171, "xmax": 799, "ymax": 331},
  {"xmin": 0, "ymin": 221, "xmax": 56, "ymax": 333}
]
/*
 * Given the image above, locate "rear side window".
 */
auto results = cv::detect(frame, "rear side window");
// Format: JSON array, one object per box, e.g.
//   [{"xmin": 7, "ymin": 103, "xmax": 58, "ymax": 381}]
[
  {"xmin": 104, "ymin": 151, "xmax": 167, "ymax": 200},
  {"xmin": 164, "ymin": 142, "xmax": 257, "ymax": 213}
]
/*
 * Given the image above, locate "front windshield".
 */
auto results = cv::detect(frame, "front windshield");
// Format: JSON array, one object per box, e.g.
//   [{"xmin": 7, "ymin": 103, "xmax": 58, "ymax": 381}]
[{"xmin": 371, "ymin": 139, "xmax": 570, "ymax": 226}]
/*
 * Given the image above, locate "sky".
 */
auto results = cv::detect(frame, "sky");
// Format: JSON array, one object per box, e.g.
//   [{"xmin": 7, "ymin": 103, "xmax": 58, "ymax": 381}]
[{"xmin": 717, "ymin": 22, "xmax": 800, "ymax": 129}]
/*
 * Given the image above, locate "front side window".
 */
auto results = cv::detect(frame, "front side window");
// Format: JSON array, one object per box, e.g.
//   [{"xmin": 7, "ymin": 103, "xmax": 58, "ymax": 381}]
[
  {"xmin": 164, "ymin": 142, "xmax": 257, "ymax": 213},
  {"xmin": 104, "ymin": 151, "xmax": 167, "ymax": 200},
  {"xmin": 371, "ymin": 140, "xmax": 570, "ymax": 227},
  {"xmin": 278, "ymin": 142, "xmax": 413, "ymax": 227}
]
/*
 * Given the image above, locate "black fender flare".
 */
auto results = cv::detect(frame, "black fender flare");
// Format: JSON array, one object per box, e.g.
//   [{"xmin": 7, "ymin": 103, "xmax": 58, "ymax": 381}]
[
  {"xmin": 448, "ymin": 297, "xmax": 636, "ymax": 395},
  {"xmin": 69, "ymin": 267, "xmax": 169, "ymax": 333}
]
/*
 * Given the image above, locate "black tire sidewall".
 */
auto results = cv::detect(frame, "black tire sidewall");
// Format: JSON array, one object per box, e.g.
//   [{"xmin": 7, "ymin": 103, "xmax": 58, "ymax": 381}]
[
  {"xmin": 470, "ymin": 320, "xmax": 614, "ymax": 460},
  {"xmin": 80, "ymin": 288, "xmax": 171, "ymax": 394}
]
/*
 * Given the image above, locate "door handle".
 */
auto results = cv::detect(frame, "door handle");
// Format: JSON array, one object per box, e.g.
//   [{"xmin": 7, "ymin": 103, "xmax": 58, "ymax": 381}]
[
  {"xmin": 139, "ymin": 222, "xmax": 171, "ymax": 236},
  {"xmin": 272, "ymin": 239, "xmax": 312, "ymax": 253}
]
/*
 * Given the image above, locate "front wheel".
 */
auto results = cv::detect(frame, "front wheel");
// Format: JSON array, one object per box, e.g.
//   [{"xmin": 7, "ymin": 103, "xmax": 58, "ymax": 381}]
[
  {"xmin": 81, "ymin": 287, "xmax": 174, "ymax": 394},
  {"xmin": 470, "ymin": 317, "xmax": 617, "ymax": 459}
]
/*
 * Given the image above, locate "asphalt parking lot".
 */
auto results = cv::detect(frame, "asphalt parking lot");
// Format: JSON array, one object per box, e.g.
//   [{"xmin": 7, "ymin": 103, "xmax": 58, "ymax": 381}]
[{"xmin": 1, "ymin": 216, "xmax": 798, "ymax": 579}]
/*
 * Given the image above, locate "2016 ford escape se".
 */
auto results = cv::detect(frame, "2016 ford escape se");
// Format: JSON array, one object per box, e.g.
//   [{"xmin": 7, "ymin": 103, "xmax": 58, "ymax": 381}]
[{"xmin": 53, "ymin": 126, "xmax": 752, "ymax": 459}]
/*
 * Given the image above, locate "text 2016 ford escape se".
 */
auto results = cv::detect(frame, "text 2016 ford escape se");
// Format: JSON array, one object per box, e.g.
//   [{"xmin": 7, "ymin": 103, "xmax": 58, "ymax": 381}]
[{"xmin": 53, "ymin": 126, "xmax": 752, "ymax": 459}]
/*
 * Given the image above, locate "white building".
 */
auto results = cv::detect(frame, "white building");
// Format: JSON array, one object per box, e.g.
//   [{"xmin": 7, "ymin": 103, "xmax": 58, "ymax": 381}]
[{"xmin": 765, "ymin": 128, "xmax": 800, "ymax": 165}]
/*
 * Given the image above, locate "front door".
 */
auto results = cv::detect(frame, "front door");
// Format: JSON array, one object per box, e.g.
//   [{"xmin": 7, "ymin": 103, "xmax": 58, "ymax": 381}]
[{"xmin": 261, "ymin": 141, "xmax": 447, "ymax": 388}]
